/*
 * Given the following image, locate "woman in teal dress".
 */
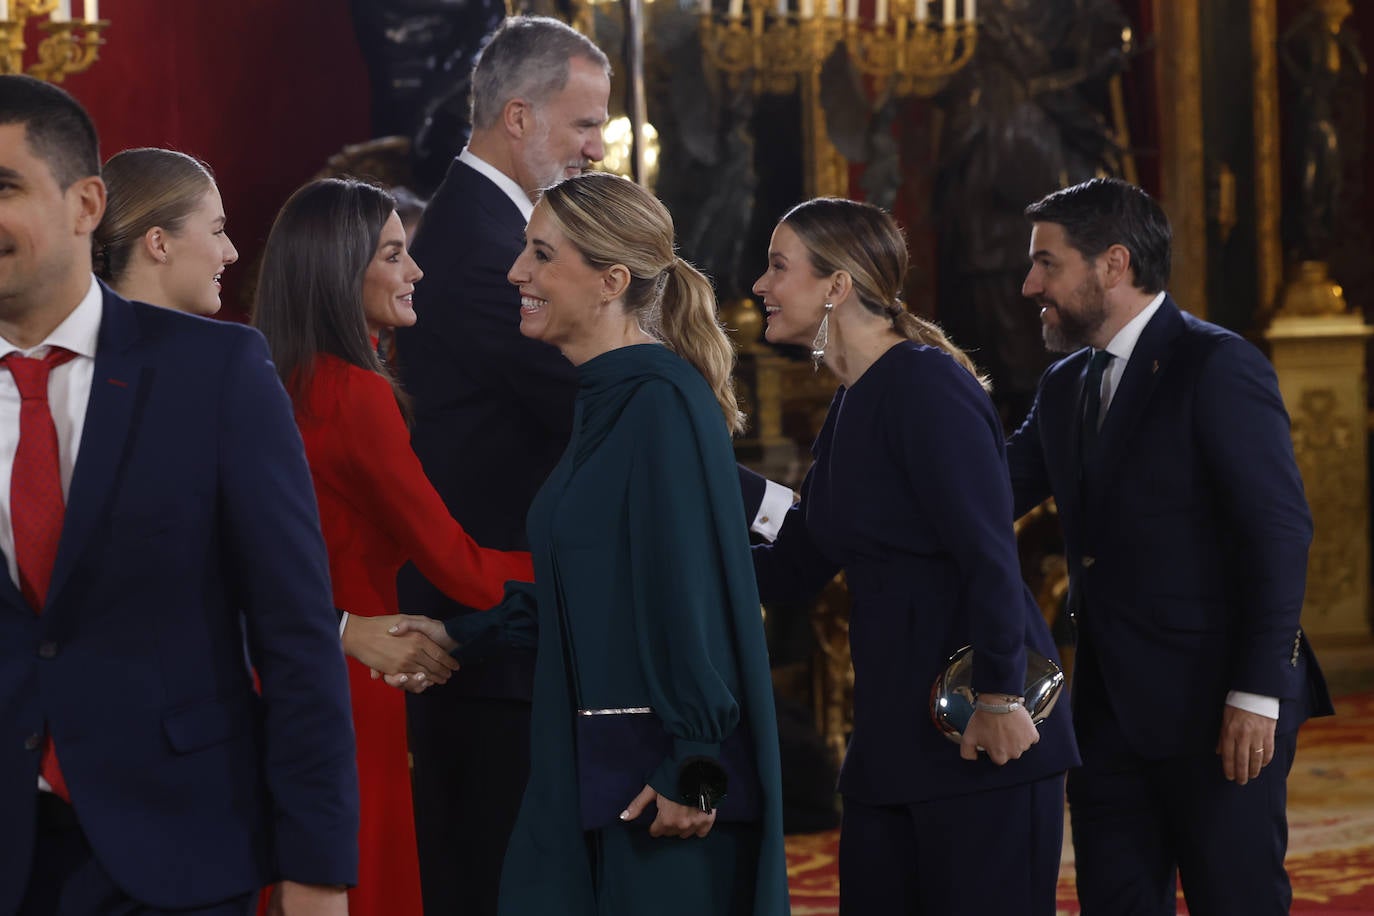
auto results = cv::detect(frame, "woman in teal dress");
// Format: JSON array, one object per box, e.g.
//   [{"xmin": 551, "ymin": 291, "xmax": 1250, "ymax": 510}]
[{"xmin": 395, "ymin": 172, "xmax": 789, "ymax": 916}]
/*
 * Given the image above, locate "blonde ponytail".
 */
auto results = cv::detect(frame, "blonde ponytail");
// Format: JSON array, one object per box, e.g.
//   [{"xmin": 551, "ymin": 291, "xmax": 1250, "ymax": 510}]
[
  {"xmin": 658, "ymin": 258, "xmax": 744, "ymax": 435},
  {"xmin": 891, "ymin": 308, "xmax": 992, "ymax": 392},
  {"xmin": 539, "ymin": 173, "xmax": 747, "ymax": 435}
]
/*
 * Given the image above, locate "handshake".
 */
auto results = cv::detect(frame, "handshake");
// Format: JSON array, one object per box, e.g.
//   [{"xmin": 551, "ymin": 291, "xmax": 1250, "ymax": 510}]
[{"xmin": 341, "ymin": 614, "xmax": 459, "ymax": 694}]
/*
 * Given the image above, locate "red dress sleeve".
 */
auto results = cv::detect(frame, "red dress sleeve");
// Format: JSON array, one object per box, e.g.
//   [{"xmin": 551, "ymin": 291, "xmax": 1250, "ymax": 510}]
[{"xmin": 334, "ymin": 365, "xmax": 534, "ymax": 609}]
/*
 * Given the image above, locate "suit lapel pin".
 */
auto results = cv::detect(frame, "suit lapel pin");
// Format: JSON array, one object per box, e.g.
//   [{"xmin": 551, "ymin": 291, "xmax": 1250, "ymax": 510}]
[{"xmin": 1151, "ymin": 360, "xmax": 1159, "ymax": 374}]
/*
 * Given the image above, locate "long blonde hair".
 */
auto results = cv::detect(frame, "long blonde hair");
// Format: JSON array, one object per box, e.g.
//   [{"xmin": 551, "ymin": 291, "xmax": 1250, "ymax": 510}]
[
  {"xmin": 539, "ymin": 172, "xmax": 745, "ymax": 434},
  {"xmin": 781, "ymin": 197, "xmax": 990, "ymax": 391}
]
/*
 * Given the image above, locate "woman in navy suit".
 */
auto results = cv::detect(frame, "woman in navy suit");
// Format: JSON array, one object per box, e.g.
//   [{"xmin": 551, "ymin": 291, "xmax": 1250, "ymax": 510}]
[{"xmin": 751, "ymin": 198, "xmax": 1078, "ymax": 915}]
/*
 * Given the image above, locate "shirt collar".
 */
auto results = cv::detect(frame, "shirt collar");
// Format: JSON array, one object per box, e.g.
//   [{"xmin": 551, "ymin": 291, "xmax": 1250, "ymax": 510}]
[
  {"xmin": 0, "ymin": 275, "xmax": 103, "ymax": 361},
  {"xmin": 458, "ymin": 148, "xmax": 534, "ymax": 222},
  {"xmin": 1102, "ymin": 290, "xmax": 1166, "ymax": 363}
]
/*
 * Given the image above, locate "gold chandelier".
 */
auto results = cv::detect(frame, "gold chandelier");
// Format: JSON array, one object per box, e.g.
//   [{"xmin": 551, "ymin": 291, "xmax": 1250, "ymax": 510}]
[
  {"xmin": 700, "ymin": 0, "xmax": 976, "ymax": 98},
  {"xmin": 0, "ymin": 0, "xmax": 107, "ymax": 83}
]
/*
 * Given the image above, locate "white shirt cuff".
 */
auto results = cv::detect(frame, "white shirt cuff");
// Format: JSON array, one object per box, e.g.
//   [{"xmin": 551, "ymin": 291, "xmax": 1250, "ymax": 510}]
[
  {"xmin": 1226, "ymin": 690, "xmax": 1279, "ymax": 719},
  {"xmin": 339, "ymin": 611, "xmax": 349, "ymax": 638},
  {"xmin": 749, "ymin": 480, "xmax": 794, "ymax": 543}
]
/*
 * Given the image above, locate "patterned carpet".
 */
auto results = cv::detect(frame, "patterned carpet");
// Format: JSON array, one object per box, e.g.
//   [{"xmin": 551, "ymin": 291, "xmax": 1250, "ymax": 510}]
[{"xmin": 783, "ymin": 690, "xmax": 1374, "ymax": 915}]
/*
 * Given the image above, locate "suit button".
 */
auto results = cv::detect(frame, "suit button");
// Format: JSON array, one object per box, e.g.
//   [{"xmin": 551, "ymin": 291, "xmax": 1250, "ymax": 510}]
[
  {"xmin": 23, "ymin": 733, "xmax": 40, "ymax": 751},
  {"xmin": 1081, "ymin": 556, "xmax": 1096, "ymax": 568},
  {"xmin": 37, "ymin": 641, "xmax": 57, "ymax": 659}
]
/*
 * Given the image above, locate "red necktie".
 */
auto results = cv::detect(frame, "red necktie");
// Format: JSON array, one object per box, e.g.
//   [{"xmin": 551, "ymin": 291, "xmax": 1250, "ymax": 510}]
[{"xmin": 6, "ymin": 346, "xmax": 77, "ymax": 801}]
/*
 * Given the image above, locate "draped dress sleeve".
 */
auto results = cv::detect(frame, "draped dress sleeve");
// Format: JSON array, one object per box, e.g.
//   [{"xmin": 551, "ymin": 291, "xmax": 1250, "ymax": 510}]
[{"xmin": 618, "ymin": 381, "xmax": 754, "ymax": 803}]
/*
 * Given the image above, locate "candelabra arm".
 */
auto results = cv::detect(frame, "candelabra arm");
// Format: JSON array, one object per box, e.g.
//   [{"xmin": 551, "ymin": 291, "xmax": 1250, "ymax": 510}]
[
  {"xmin": 15, "ymin": 0, "xmax": 59, "ymax": 17},
  {"xmin": 27, "ymin": 19, "xmax": 105, "ymax": 83}
]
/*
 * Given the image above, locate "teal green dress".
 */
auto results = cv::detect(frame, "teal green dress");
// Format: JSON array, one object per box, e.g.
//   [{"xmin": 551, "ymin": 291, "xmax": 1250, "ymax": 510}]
[{"xmin": 448, "ymin": 343, "xmax": 790, "ymax": 916}]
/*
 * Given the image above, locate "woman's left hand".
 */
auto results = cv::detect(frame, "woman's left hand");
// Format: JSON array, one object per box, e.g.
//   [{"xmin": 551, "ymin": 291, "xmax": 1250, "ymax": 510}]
[
  {"xmin": 960, "ymin": 700, "xmax": 1040, "ymax": 765},
  {"xmin": 621, "ymin": 785, "xmax": 717, "ymax": 839}
]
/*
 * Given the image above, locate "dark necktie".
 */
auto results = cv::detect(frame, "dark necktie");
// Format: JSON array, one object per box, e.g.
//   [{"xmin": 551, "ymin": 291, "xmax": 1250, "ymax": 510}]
[
  {"xmin": 6, "ymin": 346, "xmax": 77, "ymax": 801},
  {"xmin": 1081, "ymin": 349, "xmax": 1114, "ymax": 456}
]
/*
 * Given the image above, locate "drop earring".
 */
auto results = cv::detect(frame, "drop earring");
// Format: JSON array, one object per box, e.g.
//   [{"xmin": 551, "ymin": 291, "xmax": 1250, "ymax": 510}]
[{"xmin": 810, "ymin": 301, "xmax": 834, "ymax": 370}]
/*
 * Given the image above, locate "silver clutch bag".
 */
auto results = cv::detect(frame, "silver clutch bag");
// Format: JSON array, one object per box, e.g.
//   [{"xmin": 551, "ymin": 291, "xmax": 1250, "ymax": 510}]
[{"xmin": 929, "ymin": 645, "xmax": 1065, "ymax": 743}]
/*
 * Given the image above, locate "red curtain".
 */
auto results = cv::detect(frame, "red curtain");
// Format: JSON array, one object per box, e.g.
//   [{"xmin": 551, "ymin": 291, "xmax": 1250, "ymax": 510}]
[{"xmin": 62, "ymin": 0, "xmax": 372, "ymax": 320}]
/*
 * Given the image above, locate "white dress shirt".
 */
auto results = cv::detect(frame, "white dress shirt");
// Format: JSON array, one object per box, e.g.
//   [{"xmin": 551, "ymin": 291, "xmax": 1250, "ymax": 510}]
[
  {"xmin": 1093, "ymin": 291, "xmax": 1277, "ymax": 721},
  {"xmin": 0, "ymin": 275, "xmax": 101, "ymax": 591}
]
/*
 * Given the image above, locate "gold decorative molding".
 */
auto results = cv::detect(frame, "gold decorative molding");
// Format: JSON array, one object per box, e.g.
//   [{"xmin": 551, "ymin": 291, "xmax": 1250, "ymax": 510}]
[
  {"xmin": 1252, "ymin": 0, "xmax": 1284, "ymax": 318},
  {"xmin": 0, "ymin": 0, "xmax": 107, "ymax": 83},
  {"xmin": 1154, "ymin": 2, "xmax": 1208, "ymax": 318},
  {"xmin": 1292, "ymin": 385, "xmax": 1364, "ymax": 614},
  {"xmin": 697, "ymin": 13, "xmax": 850, "ymax": 198},
  {"xmin": 697, "ymin": 2, "xmax": 977, "ymax": 200}
]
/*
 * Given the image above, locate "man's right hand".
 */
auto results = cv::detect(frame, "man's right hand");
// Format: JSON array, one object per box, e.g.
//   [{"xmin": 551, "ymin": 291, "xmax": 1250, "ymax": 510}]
[{"xmin": 341, "ymin": 614, "xmax": 458, "ymax": 684}]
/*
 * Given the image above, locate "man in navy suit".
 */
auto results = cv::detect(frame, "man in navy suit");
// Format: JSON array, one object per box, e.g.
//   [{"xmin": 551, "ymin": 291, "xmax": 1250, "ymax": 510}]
[
  {"xmin": 0, "ymin": 77, "xmax": 358, "ymax": 915},
  {"xmin": 395, "ymin": 16, "xmax": 791, "ymax": 915},
  {"xmin": 1006, "ymin": 177, "xmax": 1332, "ymax": 915}
]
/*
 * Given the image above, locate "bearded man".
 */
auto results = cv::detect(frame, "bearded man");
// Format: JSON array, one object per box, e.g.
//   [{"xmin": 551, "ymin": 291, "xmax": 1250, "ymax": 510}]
[{"xmin": 1005, "ymin": 177, "xmax": 1332, "ymax": 916}]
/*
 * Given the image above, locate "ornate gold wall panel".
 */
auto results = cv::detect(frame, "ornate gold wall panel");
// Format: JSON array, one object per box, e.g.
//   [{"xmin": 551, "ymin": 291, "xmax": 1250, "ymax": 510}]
[
  {"xmin": 1265, "ymin": 315, "xmax": 1373, "ymax": 639},
  {"xmin": 1154, "ymin": 3, "xmax": 1208, "ymax": 318}
]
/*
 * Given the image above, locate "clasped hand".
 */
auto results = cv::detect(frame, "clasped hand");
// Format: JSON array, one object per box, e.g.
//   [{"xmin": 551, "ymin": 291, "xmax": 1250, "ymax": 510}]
[
  {"xmin": 341, "ymin": 613, "xmax": 457, "ymax": 694},
  {"xmin": 959, "ymin": 700, "xmax": 1040, "ymax": 765},
  {"xmin": 621, "ymin": 785, "xmax": 717, "ymax": 839},
  {"xmin": 364, "ymin": 614, "xmax": 458, "ymax": 694}
]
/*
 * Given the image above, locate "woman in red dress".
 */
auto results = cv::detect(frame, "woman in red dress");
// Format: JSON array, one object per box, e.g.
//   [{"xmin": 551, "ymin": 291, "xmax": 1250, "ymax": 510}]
[{"xmin": 252, "ymin": 177, "xmax": 535, "ymax": 916}]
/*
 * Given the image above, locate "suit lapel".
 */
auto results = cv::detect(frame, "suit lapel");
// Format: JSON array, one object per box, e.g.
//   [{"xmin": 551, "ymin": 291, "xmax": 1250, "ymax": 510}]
[
  {"xmin": 457, "ymin": 160, "xmax": 528, "ymax": 246},
  {"xmin": 1084, "ymin": 298, "xmax": 1186, "ymax": 514},
  {"xmin": 48, "ymin": 289, "xmax": 145, "ymax": 610}
]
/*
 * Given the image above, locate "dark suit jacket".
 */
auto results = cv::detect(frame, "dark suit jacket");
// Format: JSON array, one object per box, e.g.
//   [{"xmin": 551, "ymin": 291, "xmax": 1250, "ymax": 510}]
[
  {"xmin": 395, "ymin": 158, "xmax": 562, "ymax": 699},
  {"xmin": 0, "ymin": 287, "xmax": 359, "ymax": 913},
  {"xmin": 1006, "ymin": 297, "xmax": 1333, "ymax": 758}
]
